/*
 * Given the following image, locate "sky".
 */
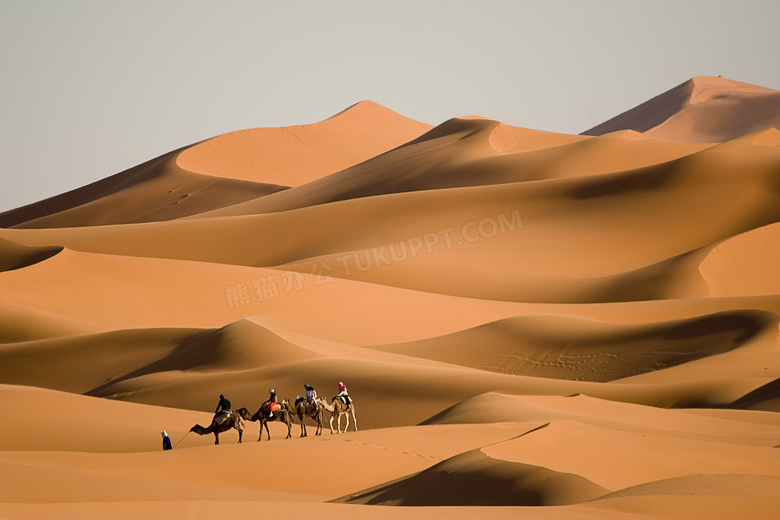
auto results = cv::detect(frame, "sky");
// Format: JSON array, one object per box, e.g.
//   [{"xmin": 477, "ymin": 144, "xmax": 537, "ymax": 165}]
[{"xmin": 1, "ymin": 0, "xmax": 779, "ymax": 213}]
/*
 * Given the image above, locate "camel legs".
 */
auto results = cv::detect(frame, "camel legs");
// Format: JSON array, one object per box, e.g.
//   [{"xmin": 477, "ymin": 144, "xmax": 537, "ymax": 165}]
[
  {"xmin": 349, "ymin": 408, "xmax": 358, "ymax": 432},
  {"xmin": 328, "ymin": 409, "xmax": 353, "ymax": 434},
  {"xmin": 257, "ymin": 420, "xmax": 269, "ymax": 442},
  {"xmin": 328, "ymin": 406, "xmax": 357, "ymax": 434},
  {"xmin": 298, "ymin": 406, "xmax": 322, "ymax": 437},
  {"xmin": 315, "ymin": 413, "xmax": 323, "ymax": 436}
]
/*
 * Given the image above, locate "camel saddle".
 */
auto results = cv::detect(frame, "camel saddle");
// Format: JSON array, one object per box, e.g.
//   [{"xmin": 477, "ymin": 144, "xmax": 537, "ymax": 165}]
[
  {"xmin": 335, "ymin": 395, "xmax": 351, "ymax": 408},
  {"xmin": 295, "ymin": 397, "xmax": 318, "ymax": 411},
  {"xmin": 262, "ymin": 401, "xmax": 280, "ymax": 414},
  {"xmin": 213, "ymin": 410, "xmax": 232, "ymax": 426}
]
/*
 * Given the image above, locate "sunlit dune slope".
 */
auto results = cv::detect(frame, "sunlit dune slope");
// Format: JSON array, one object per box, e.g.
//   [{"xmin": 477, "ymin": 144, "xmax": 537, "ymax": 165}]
[
  {"xmin": 176, "ymin": 100, "xmax": 433, "ymax": 185},
  {"xmin": 699, "ymin": 221, "xmax": 780, "ymax": 297}
]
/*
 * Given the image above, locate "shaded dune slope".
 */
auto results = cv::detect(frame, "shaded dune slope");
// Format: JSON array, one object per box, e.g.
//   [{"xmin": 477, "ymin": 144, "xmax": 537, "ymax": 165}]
[
  {"xmin": 727, "ymin": 378, "xmax": 780, "ymax": 412},
  {"xmin": 0, "ymin": 236, "xmax": 62, "ymax": 272}
]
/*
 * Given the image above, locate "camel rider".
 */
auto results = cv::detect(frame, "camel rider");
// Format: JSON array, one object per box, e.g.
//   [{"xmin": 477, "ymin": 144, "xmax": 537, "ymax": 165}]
[
  {"xmin": 338, "ymin": 381, "xmax": 351, "ymax": 407},
  {"xmin": 304, "ymin": 384, "xmax": 317, "ymax": 406},
  {"xmin": 267, "ymin": 388, "xmax": 278, "ymax": 418},
  {"xmin": 214, "ymin": 394, "xmax": 232, "ymax": 424}
]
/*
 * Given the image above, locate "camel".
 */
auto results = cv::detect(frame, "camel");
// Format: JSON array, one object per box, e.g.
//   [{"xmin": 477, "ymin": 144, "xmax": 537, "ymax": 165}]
[
  {"xmin": 322, "ymin": 395, "xmax": 357, "ymax": 434},
  {"xmin": 189, "ymin": 411, "xmax": 244, "ymax": 445},
  {"xmin": 294, "ymin": 397, "xmax": 324, "ymax": 437},
  {"xmin": 236, "ymin": 399, "xmax": 293, "ymax": 441}
]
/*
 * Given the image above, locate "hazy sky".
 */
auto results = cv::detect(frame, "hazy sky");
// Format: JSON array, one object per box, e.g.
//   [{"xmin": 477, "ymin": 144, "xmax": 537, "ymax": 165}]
[{"xmin": 2, "ymin": 1, "xmax": 778, "ymax": 213}]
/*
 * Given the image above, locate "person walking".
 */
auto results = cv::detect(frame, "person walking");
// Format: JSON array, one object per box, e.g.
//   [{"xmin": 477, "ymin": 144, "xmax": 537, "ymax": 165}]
[{"xmin": 161, "ymin": 430, "xmax": 172, "ymax": 451}]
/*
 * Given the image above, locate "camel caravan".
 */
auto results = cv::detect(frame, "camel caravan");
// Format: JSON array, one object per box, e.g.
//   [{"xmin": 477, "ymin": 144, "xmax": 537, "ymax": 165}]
[{"xmin": 187, "ymin": 383, "xmax": 357, "ymax": 445}]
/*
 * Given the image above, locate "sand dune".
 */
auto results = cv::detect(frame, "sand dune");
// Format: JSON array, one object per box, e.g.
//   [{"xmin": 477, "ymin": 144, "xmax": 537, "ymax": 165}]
[
  {"xmin": 189, "ymin": 119, "xmax": 714, "ymax": 219},
  {"xmin": 0, "ymin": 237, "xmax": 62, "ymax": 271},
  {"xmin": 1, "ymin": 77, "xmax": 779, "ymax": 519},
  {"xmin": 336, "ymin": 447, "xmax": 612, "ymax": 506},
  {"xmin": 699, "ymin": 221, "xmax": 780, "ymax": 297},
  {"xmin": 0, "ymin": 101, "xmax": 429, "ymax": 229},
  {"xmin": 176, "ymin": 100, "xmax": 433, "ymax": 186},
  {"xmin": 372, "ymin": 310, "xmax": 779, "ymax": 382},
  {"xmin": 0, "ymin": 149, "xmax": 289, "ymax": 228},
  {"xmin": 583, "ymin": 76, "xmax": 780, "ymax": 142},
  {"xmin": 3, "ymin": 130, "xmax": 777, "ymax": 304},
  {"xmin": 0, "ymin": 299, "xmax": 99, "ymax": 343}
]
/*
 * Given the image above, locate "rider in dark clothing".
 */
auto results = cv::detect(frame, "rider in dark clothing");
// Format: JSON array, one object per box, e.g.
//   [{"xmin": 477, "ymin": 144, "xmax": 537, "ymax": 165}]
[
  {"xmin": 267, "ymin": 388, "xmax": 278, "ymax": 418},
  {"xmin": 214, "ymin": 394, "xmax": 232, "ymax": 418}
]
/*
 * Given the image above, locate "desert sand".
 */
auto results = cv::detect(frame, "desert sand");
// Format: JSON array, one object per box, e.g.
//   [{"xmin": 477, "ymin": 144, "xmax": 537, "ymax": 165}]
[{"xmin": 1, "ymin": 76, "xmax": 779, "ymax": 519}]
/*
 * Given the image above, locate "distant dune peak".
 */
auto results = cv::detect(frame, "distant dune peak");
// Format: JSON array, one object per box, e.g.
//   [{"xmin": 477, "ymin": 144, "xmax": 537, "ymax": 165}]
[
  {"xmin": 583, "ymin": 76, "xmax": 780, "ymax": 143},
  {"xmin": 175, "ymin": 100, "xmax": 432, "ymax": 187},
  {"xmin": 688, "ymin": 75, "xmax": 775, "ymax": 104},
  {"xmin": 327, "ymin": 99, "xmax": 402, "ymax": 119}
]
